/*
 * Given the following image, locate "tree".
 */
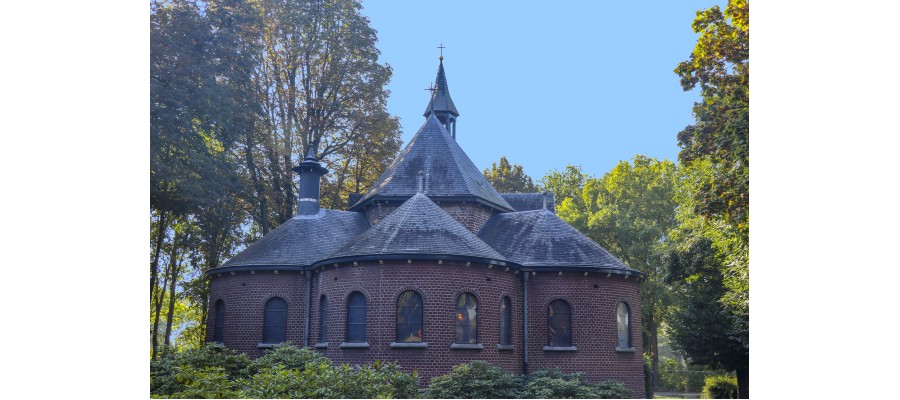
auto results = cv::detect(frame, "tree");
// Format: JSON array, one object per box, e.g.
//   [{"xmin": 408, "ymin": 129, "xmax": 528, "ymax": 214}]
[
  {"xmin": 244, "ymin": 0, "xmax": 396, "ymax": 227},
  {"xmin": 674, "ymin": 0, "xmax": 749, "ymax": 315},
  {"xmin": 539, "ymin": 165, "xmax": 589, "ymax": 211},
  {"xmin": 482, "ymin": 156, "xmax": 539, "ymax": 193},
  {"xmin": 665, "ymin": 160, "xmax": 749, "ymax": 398},
  {"xmin": 552, "ymin": 156, "xmax": 678, "ymax": 390}
]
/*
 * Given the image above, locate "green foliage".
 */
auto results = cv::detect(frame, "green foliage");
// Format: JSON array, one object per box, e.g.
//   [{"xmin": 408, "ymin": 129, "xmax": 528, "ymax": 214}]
[
  {"xmin": 425, "ymin": 361, "xmax": 524, "ymax": 399},
  {"xmin": 151, "ymin": 343, "xmax": 418, "ymax": 398},
  {"xmin": 252, "ymin": 342, "xmax": 329, "ymax": 372},
  {"xmin": 525, "ymin": 369, "xmax": 588, "ymax": 398},
  {"xmin": 540, "ymin": 165, "xmax": 590, "ymax": 211},
  {"xmin": 482, "ymin": 156, "xmax": 539, "ymax": 193},
  {"xmin": 644, "ymin": 353, "xmax": 654, "ymax": 398},
  {"xmin": 673, "ymin": 0, "xmax": 749, "ymax": 319},
  {"xmin": 657, "ymin": 359, "xmax": 718, "ymax": 393},
  {"xmin": 701, "ymin": 374, "xmax": 737, "ymax": 399},
  {"xmin": 594, "ymin": 380, "xmax": 633, "ymax": 399},
  {"xmin": 151, "ymin": 344, "xmax": 253, "ymax": 396}
]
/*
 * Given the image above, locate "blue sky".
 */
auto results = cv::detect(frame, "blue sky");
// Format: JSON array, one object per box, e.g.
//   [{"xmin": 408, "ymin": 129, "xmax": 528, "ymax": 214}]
[{"xmin": 361, "ymin": 0, "xmax": 722, "ymax": 180}]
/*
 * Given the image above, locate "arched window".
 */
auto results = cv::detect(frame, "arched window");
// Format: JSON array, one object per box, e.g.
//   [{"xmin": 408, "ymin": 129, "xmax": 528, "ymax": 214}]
[
  {"xmin": 617, "ymin": 302, "xmax": 631, "ymax": 348},
  {"xmin": 547, "ymin": 299, "xmax": 572, "ymax": 347},
  {"xmin": 213, "ymin": 300, "xmax": 225, "ymax": 343},
  {"xmin": 262, "ymin": 297, "xmax": 287, "ymax": 344},
  {"xmin": 455, "ymin": 293, "xmax": 478, "ymax": 344},
  {"xmin": 346, "ymin": 292, "xmax": 366, "ymax": 343},
  {"xmin": 318, "ymin": 295, "xmax": 328, "ymax": 344},
  {"xmin": 396, "ymin": 291, "xmax": 423, "ymax": 343},
  {"xmin": 499, "ymin": 296, "xmax": 512, "ymax": 346}
]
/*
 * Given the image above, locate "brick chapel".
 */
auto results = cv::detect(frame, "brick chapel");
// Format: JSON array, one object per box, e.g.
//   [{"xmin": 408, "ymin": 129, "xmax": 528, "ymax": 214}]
[{"xmin": 206, "ymin": 57, "xmax": 646, "ymax": 397}]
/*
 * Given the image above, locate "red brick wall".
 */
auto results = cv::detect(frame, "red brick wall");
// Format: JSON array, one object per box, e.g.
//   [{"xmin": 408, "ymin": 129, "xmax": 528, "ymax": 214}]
[
  {"xmin": 363, "ymin": 201, "xmax": 495, "ymax": 233},
  {"xmin": 205, "ymin": 271, "xmax": 308, "ymax": 358},
  {"xmin": 437, "ymin": 203, "xmax": 495, "ymax": 233},
  {"xmin": 528, "ymin": 272, "xmax": 645, "ymax": 398},
  {"xmin": 207, "ymin": 264, "xmax": 644, "ymax": 398}
]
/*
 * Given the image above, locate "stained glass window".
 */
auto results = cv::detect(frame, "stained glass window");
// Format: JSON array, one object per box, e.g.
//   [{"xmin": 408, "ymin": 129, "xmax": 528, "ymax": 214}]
[
  {"xmin": 262, "ymin": 297, "xmax": 287, "ymax": 344},
  {"xmin": 617, "ymin": 302, "xmax": 630, "ymax": 348},
  {"xmin": 213, "ymin": 300, "xmax": 225, "ymax": 343},
  {"xmin": 455, "ymin": 293, "xmax": 478, "ymax": 344},
  {"xmin": 346, "ymin": 292, "xmax": 366, "ymax": 342},
  {"xmin": 500, "ymin": 296, "xmax": 512, "ymax": 345},
  {"xmin": 547, "ymin": 299, "xmax": 572, "ymax": 347},
  {"xmin": 396, "ymin": 291, "xmax": 423, "ymax": 342}
]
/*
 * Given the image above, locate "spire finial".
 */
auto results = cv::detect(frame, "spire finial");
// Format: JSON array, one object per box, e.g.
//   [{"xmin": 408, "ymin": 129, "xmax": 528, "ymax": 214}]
[
  {"xmin": 304, "ymin": 145, "xmax": 316, "ymax": 161},
  {"xmin": 437, "ymin": 42, "xmax": 445, "ymax": 61},
  {"xmin": 424, "ymin": 82, "xmax": 437, "ymax": 115}
]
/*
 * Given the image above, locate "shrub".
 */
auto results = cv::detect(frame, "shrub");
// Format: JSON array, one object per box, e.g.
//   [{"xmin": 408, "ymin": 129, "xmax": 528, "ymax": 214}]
[
  {"xmin": 252, "ymin": 342, "xmax": 328, "ymax": 372},
  {"xmin": 594, "ymin": 380, "xmax": 633, "ymax": 399},
  {"xmin": 701, "ymin": 374, "xmax": 737, "ymax": 399},
  {"xmin": 644, "ymin": 353, "xmax": 654, "ymax": 399},
  {"xmin": 151, "ymin": 343, "xmax": 418, "ymax": 399},
  {"xmin": 425, "ymin": 361, "xmax": 524, "ymax": 399},
  {"xmin": 525, "ymin": 369, "xmax": 596, "ymax": 399},
  {"xmin": 150, "ymin": 344, "xmax": 252, "ymax": 396}
]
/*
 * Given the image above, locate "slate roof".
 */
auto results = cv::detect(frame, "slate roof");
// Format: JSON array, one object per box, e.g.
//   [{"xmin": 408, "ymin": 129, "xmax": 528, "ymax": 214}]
[
  {"xmin": 423, "ymin": 59, "xmax": 459, "ymax": 117},
  {"xmin": 501, "ymin": 193, "xmax": 555, "ymax": 213},
  {"xmin": 478, "ymin": 209, "xmax": 640, "ymax": 274},
  {"xmin": 217, "ymin": 210, "xmax": 370, "ymax": 269},
  {"xmin": 327, "ymin": 193, "xmax": 506, "ymax": 263},
  {"xmin": 348, "ymin": 115, "xmax": 513, "ymax": 212}
]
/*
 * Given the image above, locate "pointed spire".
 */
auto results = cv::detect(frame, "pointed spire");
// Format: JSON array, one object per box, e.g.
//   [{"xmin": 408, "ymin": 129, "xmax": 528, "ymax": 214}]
[{"xmin": 423, "ymin": 56, "xmax": 459, "ymax": 118}]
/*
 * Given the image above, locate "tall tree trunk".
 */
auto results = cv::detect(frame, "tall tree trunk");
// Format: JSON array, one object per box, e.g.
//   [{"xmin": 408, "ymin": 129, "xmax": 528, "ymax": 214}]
[
  {"xmin": 736, "ymin": 365, "xmax": 748, "ymax": 398},
  {"xmin": 164, "ymin": 249, "xmax": 180, "ymax": 347},
  {"xmin": 151, "ymin": 233, "xmax": 174, "ymax": 360},
  {"xmin": 245, "ymin": 133, "xmax": 269, "ymax": 234},
  {"xmin": 649, "ymin": 313, "xmax": 660, "ymax": 390},
  {"xmin": 150, "ymin": 210, "xmax": 168, "ymax": 302}
]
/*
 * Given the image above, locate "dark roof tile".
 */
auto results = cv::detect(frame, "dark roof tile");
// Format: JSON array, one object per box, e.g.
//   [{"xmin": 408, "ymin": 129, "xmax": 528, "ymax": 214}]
[
  {"xmin": 478, "ymin": 209, "xmax": 636, "ymax": 272},
  {"xmin": 331, "ymin": 193, "xmax": 505, "ymax": 261},
  {"xmin": 350, "ymin": 115, "xmax": 513, "ymax": 211},
  {"xmin": 220, "ymin": 210, "xmax": 370, "ymax": 268}
]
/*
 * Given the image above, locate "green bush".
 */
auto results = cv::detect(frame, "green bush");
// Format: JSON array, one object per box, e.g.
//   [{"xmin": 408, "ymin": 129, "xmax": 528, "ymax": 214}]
[
  {"xmin": 150, "ymin": 343, "xmax": 419, "ymax": 399},
  {"xmin": 700, "ymin": 374, "xmax": 737, "ymax": 399},
  {"xmin": 425, "ymin": 361, "xmax": 524, "ymax": 399},
  {"xmin": 252, "ymin": 342, "xmax": 329, "ymax": 372},
  {"xmin": 150, "ymin": 343, "xmax": 252, "ymax": 396},
  {"xmin": 525, "ymin": 369, "xmax": 596, "ymax": 399},
  {"xmin": 594, "ymin": 380, "xmax": 633, "ymax": 399}
]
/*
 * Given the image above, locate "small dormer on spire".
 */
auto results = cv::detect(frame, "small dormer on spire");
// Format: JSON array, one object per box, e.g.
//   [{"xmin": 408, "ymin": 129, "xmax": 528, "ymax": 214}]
[{"xmin": 423, "ymin": 45, "xmax": 459, "ymax": 139}]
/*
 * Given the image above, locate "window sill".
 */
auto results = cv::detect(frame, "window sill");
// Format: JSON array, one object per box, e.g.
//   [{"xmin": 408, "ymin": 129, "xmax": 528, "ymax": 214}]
[
  {"xmin": 616, "ymin": 346, "xmax": 636, "ymax": 353},
  {"xmin": 390, "ymin": 342, "xmax": 428, "ymax": 349},
  {"xmin": 314, "ymin": 342, "xmax": 328, "ymax": 349},
  {"xmin": 339, "ymin": 342, "xmax": 370, "ymax": 349},
  {"xmin": 256, "ymin": 343, "xmax": 277, "ymax": 349},
  {"xmin": 450, "ymin": 343, "xmax": 484, "ymax": 350},
  {"xmin": 496, "ymin": 344, "xmax": 515, "ymax": 351},
  {"xmin": 543, "ymin": 346, "xmax": 577, "ymax": 352}
]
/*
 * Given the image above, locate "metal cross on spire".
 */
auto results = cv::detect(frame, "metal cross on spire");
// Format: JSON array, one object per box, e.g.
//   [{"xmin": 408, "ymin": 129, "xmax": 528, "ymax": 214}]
[
  {"xmin": 437, "ymin": 42, "xmax": 445, "ymax": 61},
  {"xmin": 424, "ymin": 82, "xmax": 437, "ymax": 114}
]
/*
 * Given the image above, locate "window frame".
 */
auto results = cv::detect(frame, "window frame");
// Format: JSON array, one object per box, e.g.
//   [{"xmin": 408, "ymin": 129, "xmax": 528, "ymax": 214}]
[
  {"xmin": 547, "ymin": 299, "xmax": 573, "ymax": 348},
  {"xmin": 262, "ymin": 297, "xmax": 287, "ymax": 344},
  {"xmin": 454, "ymin": 293, "xmax": 478, "ymax": 345},
  {"xmin": 396, "ymin": 290, "xmax": 424, "ymax": 343},
  {"xmin": 345, "ymin": 292, "xmax": 367, "ymax": 343},
  {"xmin": 318, "ymin": 295, "xmax": 328, "ymax": 345},
  {"xmin": 616, "ymin": 302, "xmax": 632, "ymax": 349},
  {"xmin": 213, "ymin": 299, "xmax": 225, "ymax": 343},
  {"xmin": 499, "ymin": 296, "xmax": 512, "ymax": 346}
]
